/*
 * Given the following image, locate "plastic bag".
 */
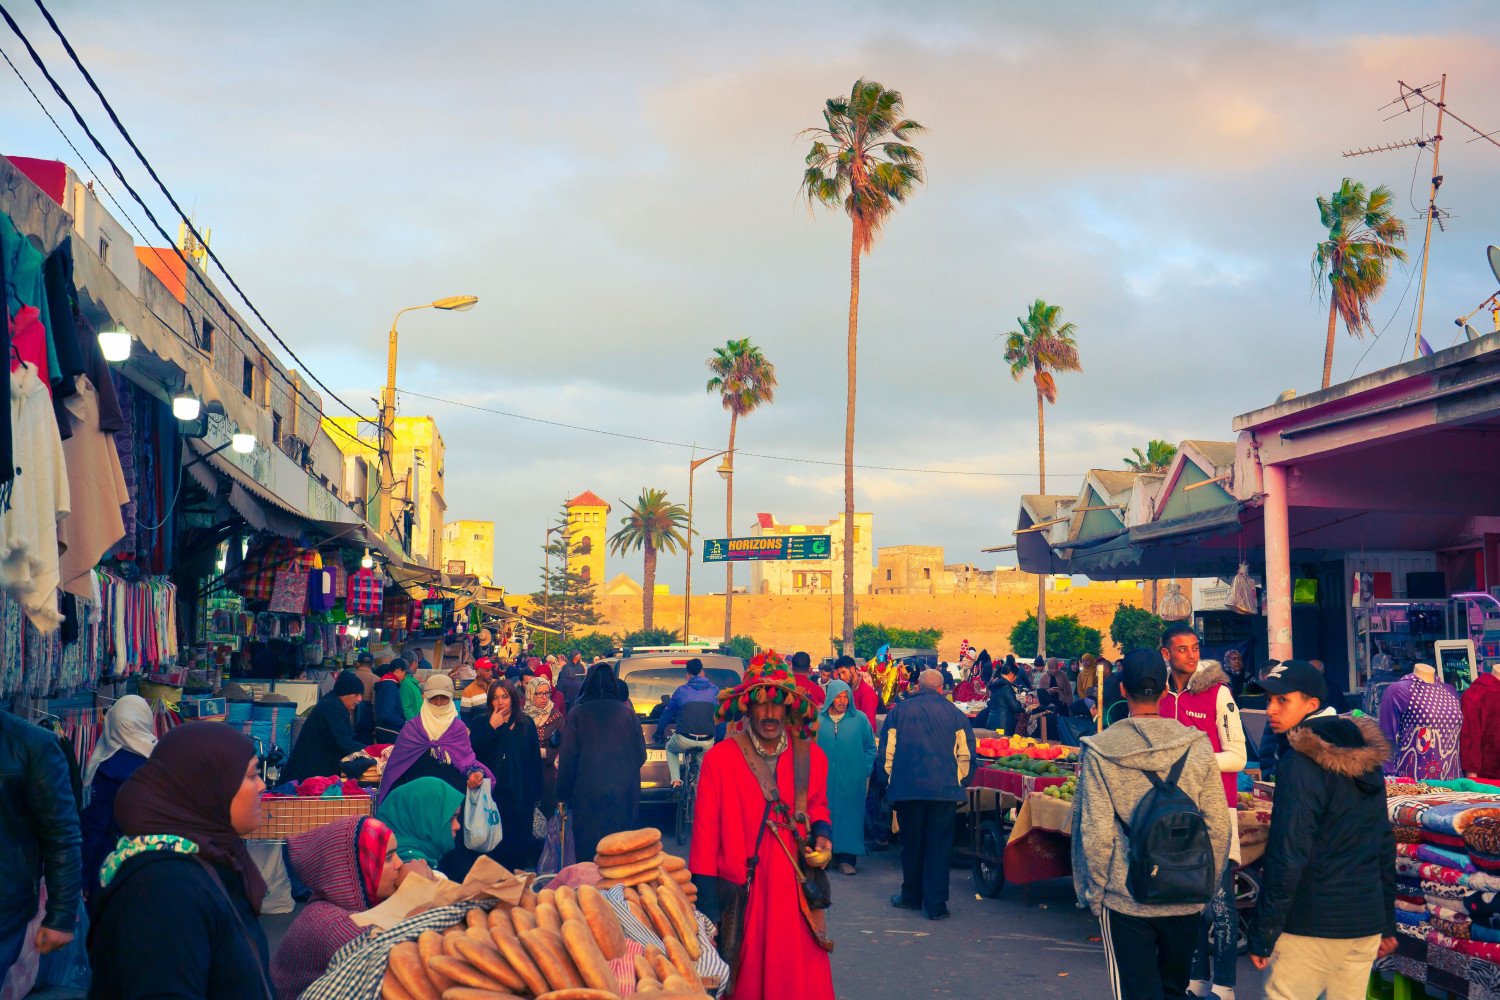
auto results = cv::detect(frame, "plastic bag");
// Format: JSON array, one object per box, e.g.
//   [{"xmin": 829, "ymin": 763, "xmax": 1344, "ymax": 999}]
[
  {"xmin": 463, "ymin": 778, "xmax": 504, "ymax": 852},
  {"xmin": 538, "ymin": 805, "xmax": 575, "ymax": 875},
  {"xmin": 1228, "ymin": 562, "xmax": 1258, "ymax": 616}
]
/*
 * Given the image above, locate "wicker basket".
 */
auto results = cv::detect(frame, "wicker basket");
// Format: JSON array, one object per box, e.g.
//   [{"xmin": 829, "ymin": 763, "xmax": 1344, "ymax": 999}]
[{"xmin": 246, "ymin": 794, "xmax": 372, "ymax": 840}]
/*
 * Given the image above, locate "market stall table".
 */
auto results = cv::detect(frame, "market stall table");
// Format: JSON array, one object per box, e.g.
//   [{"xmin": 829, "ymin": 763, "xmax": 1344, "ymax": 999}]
[
  {"xmin": 962, "ymin": 765, "xmax": 1071, "ymax": 897},
  {"xmin": 1003, "ymin": 791, "xmax": 1075, "ymax": 889}
]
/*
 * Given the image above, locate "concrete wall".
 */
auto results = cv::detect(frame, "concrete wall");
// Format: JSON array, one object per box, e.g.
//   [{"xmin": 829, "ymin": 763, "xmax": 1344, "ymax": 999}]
[
  {"xmin": 443, "ymin": 519, "xmax": 495, "ymax": 583},
  {"xmin": 594, "ymin": 583, "xmax": 1147, "ymax": 660}
]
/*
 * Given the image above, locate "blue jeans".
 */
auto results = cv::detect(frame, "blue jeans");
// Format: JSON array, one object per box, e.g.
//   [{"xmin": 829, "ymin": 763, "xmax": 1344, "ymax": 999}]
[
  {"xmin": 665, "ymin": 732, "xmax": 712, "ymax": 784},
  {"xmin": 1190, "ymin": 863, "xmax": 1237, "ymax": 988}
]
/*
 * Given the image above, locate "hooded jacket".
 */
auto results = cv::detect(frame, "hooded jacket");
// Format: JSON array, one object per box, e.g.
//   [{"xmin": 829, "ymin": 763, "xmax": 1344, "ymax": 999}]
[
  {"xmin": 1070, "ymin": 716, "xmax": 1231, "ymax": 919},
  {"xmin": 1159, "ymin": 659, "xmax": 1246, "ymax": 808},
  {"xmin": 1248, "ymin": 714, "xmax": 1395, "ymax": 957},
  {"xmin": 1462, "ymin": 672, "xmax": 1500, "ymax": 779}
]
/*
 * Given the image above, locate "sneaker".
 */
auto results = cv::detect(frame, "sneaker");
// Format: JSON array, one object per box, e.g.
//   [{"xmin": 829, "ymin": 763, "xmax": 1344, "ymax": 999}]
[
  {"xmin": 1210, "ymin": 988, "xmax": 1235, "ymax": 1000},
  {"xmin": 925, "ymin": 907, "xmax": 951, "ymax": 921},
  {"xmin": 839, "ymin": 863, "xmax": 856, "ymax": 876}
]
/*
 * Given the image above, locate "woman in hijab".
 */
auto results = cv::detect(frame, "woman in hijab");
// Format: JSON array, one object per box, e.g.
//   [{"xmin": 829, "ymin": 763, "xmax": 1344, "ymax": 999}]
[
  {"xmin": 270, "ymin": 817, "xmax": 404, "ymax": 1000},
  {"xmin": 376, "ymin": 674, "xmax": 493, "ymax": 804},
  {"xmin": 375, "ymin": 777, "xmax": 465, "ymax": 873},
  {"xmin": 524, "ymin": 674, "xmax": 565, "ymax": 815},
  {"xmin": 816, "ymin": 679, "xmax": 876, "ymax": 876},
  {"xmin": 79, "ymin": 694, "xmax": 156, "ymax": 899},
  {"xmin": 90, "ymin": 722, "xmax": 271, "ymax": 999},
  {"xmin": 467, "ymin": 678, "xmax": 543, "ymax": 868},
  {"xmin": 531, "ymin": 657, "xmax": 566, "ymax": 717},
  {"xmin": 556, "ymin": 663, "xmax": 647, "ymax": 861}
]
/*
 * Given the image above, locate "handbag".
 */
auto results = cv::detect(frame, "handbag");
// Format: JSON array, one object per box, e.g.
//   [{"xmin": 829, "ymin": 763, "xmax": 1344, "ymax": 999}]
[
  {"xmin": 463, "ymin": 778, "xmax": 504, "ymax": 852},
  {"xmin": 268, "ymin": 568, "xmax": 309, "ymax": 614},
  {"xmin": 538, "ymin": 804, "xmax": 575, "ymax": 875},
  {"xmin": 532, "ymin": 806, "xmax": 549, "ymax": 841}
]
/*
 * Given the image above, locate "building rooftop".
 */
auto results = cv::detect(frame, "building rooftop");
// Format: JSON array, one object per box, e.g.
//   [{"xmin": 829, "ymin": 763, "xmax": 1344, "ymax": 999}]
[
  {"xmin": 566, "ymin": 490, "xmax": 611, "ymax": 509},
  {"xmin": 1182, "ymin": 440, "xmax": 1237, "ymax": 470}
]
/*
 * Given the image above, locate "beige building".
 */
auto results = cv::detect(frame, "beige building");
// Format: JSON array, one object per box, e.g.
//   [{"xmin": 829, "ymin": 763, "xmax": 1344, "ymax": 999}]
[
  {"xmin": 565, "ymin": 491, "xmax": 611, "ymax": 587},
  {"xmin": 443, "ymin": 519, "xmax": 495, "ymax": 584},
  {"xmin": 747, "ymin": 511, "xmax": 873, "ymax": 596},
  {"xmin": 325, "ymin": 415, "xmax": 446, "ymax": 565}
]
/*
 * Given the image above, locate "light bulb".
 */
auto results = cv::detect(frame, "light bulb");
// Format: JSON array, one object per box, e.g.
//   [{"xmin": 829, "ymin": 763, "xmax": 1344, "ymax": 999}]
[
  {"xmin": 231, "ymin": 433, "xmax": 255, "ymax": 454},
  {"xmin": 172, "ymin": 394, "xmax": 201, "ymax": 421},
  {"xmin": 98, "ymin": 327, "xmax": 133, "ymax": 362},
  {"xmin": 361, "ymin": 548, "xmax": 374, "ymax": 569}
]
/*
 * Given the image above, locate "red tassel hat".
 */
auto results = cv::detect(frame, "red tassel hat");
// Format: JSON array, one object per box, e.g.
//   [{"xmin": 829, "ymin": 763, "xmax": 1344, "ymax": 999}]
[{"xmin": 715, "ymin": 649, "xmax": 820, "ymax": 739}]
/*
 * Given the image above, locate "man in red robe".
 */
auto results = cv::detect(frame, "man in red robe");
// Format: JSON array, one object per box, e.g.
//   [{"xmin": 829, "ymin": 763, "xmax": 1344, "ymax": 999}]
[{"xmin": 690, "ymin": 654, "xmax": 835, "ymax": 1000}]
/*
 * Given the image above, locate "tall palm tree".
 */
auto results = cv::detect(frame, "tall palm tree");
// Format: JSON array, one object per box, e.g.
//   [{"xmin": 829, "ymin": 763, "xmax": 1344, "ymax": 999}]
[
  {"xmin": 800, "ymin": 78, "xmax": 925, "ymax": 654},
  {"xmin": 1004, "ymin": 299, "xmax": 1082, "ymax": 657},
  {"xmin": 1314, "ymin": 178, "xmax": 1407, "ymax": 390},
  {"xmin": 706, "ymin": 339, "xmax": 778, "ymax": 641},
  {"xmin": 1124, "ymin": 439, "xmax": 1178, "ymax": 473},
  {"xmin": 607, "ymin": 488, "xmax": 690, "ymax": 633}
]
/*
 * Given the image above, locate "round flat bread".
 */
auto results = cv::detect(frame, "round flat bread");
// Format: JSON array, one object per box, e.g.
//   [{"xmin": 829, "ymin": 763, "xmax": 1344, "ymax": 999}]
[
  {"xmin": 660, "ymin": 854, "xmax": 688, "ymax": 872},
  {"xmin": 598, "ymin": 866, "xmax": 671, "ymax": 889},
  {"xmin": 595, "ymin": 827, "xmax": 661, "ymax": 856},
  {"xmin": 596, "ymin": 852, "xmax": 666, "ymax": 880},
  {"xmin": 592, "ymin": 841, "xmax": 662, "ymax": 867}
]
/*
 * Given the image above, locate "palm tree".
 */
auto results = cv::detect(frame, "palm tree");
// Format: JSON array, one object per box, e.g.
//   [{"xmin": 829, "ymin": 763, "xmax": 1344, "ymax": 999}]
[
  {"xmin": 800, "ymin": 78, "xmax": 925, "ymax": 654},
  {"xmin": 1004, "ymin": 299, "xmax": 1082, "ymax": 657},
  {"xmin": 1124, "ymin": 439, "xmax": 1178, "ymax": 473},
  {"xmin": 607, "ymin": 488, "xmax": 690, "ymax": 633},
  {"xmin": 706, "ymin": 339, "xmax": 778, "ymax": 641},
  {"xmin": 1314, "ymin": 178, "xmax": 1407, "ymax": 390}
]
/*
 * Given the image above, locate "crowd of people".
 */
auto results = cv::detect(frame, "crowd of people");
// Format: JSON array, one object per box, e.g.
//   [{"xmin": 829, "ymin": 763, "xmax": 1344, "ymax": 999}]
[{"xmin": 0, "ymin": 631, "xmax": 1403, "ymax": 1000}]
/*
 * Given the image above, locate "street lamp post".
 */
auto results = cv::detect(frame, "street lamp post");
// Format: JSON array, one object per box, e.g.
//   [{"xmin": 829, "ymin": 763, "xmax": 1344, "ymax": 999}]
[
  {"xmin": 717, "ymin": 457, "xmax": 733, "ymax": 644},
  {"xmin": 682, "ymin": 449, "xmax": 727, "ymax": 643},
  {"xmin": 380, "ymin": 295, "xmax": 478, "ymax": 545}
]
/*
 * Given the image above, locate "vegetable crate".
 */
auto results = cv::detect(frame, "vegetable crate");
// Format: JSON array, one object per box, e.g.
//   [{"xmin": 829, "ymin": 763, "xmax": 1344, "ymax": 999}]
[{"xmin": 246, "ymin": 794, "xmax": 371, "ymax": 840}]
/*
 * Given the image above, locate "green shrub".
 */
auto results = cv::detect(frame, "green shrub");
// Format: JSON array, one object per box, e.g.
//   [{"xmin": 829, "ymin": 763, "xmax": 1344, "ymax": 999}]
[
  {"xmin": 1110, "ymin": 603, "xmax": 1165, "ymax": 655},
  {"xmin": 1008, "ymin": 612, "xmax": 1102, "ymax": 660}
]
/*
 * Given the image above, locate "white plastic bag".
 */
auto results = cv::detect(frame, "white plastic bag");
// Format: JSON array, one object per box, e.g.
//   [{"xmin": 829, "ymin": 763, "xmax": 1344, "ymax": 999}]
[
  {"xmin": 1228, "ymin": 562, "xmax": 1259, "ymax": 616},
  {"xmin": 463, "ymin": 778, "xmax": 504, "ymax": 852}
]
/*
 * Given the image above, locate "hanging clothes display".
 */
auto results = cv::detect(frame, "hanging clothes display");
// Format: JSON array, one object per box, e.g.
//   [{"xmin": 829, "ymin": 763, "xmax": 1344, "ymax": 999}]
[
  {"xmin": 0, "ymin": 588, "xmax": 103, "ymax": 697},
  {"xmin": 57, "ymin": 375, "xmax": 128, "ymax": 598},
  {"xmin": 96, "ymin": 569, "xmax": 178, "ymax": 677},
  {"xmin": 1382, "ymin": 671, "xmax": 1465, "ymax": 780},
  {"xmin": 0, "ymin": 361, "xmax": 69, "ymax": 632},
  {"xmin": 346, "ymin": 567, "xmax": 382, "ymax": 615}
]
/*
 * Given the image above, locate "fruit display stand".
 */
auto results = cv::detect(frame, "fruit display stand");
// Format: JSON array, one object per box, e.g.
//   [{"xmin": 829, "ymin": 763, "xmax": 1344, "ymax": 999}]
[
  {"xmin": 1002, "ymin": 791, "xmax": 1075, "ymax": 893},
  {"xmin": 963, "ymin": 742, "xmax": 1076, "ymax": 898}
]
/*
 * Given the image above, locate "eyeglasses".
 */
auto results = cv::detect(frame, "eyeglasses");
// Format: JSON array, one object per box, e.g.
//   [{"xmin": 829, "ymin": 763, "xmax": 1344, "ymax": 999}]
[{"xmin": 535, "ymin": 688, "xmax": 552, "ymax": 696}]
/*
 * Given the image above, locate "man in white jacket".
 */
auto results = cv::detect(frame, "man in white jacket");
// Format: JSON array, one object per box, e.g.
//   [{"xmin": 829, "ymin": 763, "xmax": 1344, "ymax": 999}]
[{"xmin": 1158, "ymin": 623, "xmax": 1246, "ymax": 1000}]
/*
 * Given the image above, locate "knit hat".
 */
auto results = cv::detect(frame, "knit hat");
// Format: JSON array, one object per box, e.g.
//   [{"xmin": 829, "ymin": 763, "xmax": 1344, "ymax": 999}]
[
  {"xmin": 715, "ymin": 650, "xmax": 819, "ymax": 738},
  {"xmin": 332, "ymin": 670, "xmax": 364, "ymax": 697}
]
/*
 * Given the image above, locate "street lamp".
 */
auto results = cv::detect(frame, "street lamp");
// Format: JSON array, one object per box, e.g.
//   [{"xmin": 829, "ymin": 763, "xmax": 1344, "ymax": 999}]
[
  {"xmin": 717, "ymin": 456, "xmax": 735, "ymax": 644},
  {"xmin": 683, "ymin": 449, "xmax": 727, "ymax": 643},
  {"xmin": 380, "ymin": 295, "xmax": 480, "ymax": 547}
]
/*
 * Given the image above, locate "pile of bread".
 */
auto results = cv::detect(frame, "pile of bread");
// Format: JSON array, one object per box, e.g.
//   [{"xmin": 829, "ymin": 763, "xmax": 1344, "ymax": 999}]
[
  {"xmin": 381, "ymin": 844, "xmax": 712, "ymax": 1000},
  {"xmin": 594, "ymin": 828, "xmax": 696, "ymax": 907}
]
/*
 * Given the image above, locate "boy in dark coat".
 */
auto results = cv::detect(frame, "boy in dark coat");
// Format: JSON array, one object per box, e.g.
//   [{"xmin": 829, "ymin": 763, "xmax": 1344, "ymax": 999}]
[{"xmin": 1249, "ymin": 660, "xmax": 1397, "ymax": 999}]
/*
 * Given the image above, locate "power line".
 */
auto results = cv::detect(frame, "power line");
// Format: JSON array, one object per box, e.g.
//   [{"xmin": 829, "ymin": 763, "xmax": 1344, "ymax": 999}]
[{"xmin": 395, "ymin": 386, "xmax": 1086, "ymax": 479}]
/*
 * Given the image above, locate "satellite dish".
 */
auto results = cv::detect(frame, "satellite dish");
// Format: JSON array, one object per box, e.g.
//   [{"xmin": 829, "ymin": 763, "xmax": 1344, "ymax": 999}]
[
  {"xmin": 1276, "ymin": 388, "xmax": 1297, "ymax": 403},
  {"xmin": 1466, "ymin": 324, "xmax": 1482, "ymax": 342},
  {"xmin": 1489, "ymin": 245, "xmax": 1500, "ymax": 284}
]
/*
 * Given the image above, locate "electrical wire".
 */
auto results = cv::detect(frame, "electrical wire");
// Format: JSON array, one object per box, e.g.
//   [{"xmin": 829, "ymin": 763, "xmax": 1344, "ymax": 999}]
[
  {"xmin": 0, "ymin": 33, "xmax": 371, "ymax": 452},
  {"xmin": 21, "ymin": 0, "xmax": 367, "ymax": 422},
  {"xmin": 394, "ymin": 387, "xmax": 1087, "ymax": 479}
]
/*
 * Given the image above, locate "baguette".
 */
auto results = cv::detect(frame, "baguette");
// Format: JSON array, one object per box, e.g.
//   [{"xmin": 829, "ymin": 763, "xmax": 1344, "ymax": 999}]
[
  {"xmin": 555, "ymin": 885, "xmax": 585, "ymax": 925},
  {"xmin": 452, "ymin": 934, "xmax": 527, "ymax": 992},
  {"xmin": 577, "ymin": 885, "xmax": 627, "ymax": 960},
  {"xmin": 592, "ymin": 840, "xmax": 662, "ymax": 866},
  {"xmin": 489, "ymin": 921, "xmax": 550, "ymax": 997},
  {"xmin": 596, "ymin": 827, "xmax": 661, "ymax": 855},
  {"xmin": 663, "ymin": 935, "xmax": 702, "ymax": 990},
  {"xmin": 417, "ymin": 930, "xmax": 457, "ymax": 993},
  {"xmin": 441, "ymin": 990, "xmax": 527, "ymax": 1000},
  {"xmin": 511, "ymin": 907, "xmax": 537, "ymax": 936},
  {"xmin": 626, "ymin": 901, "xmax": 648, "ymax": 928},
  {"xmin": 521, "ymin": 927, "xmax": 585, "ymax": 991},
  {"xmin": 389, "ymin": 942, "xmax": 441, "ymax": 1000},
  {"xmin": 426, "ymin": 956, "xmax": 504, "ymax": 993},
  {"xmin": 633, "ymin": 954, "xmax": 655, "ymax": 982},
  {"xmin": 486, "ymin": 905, "xmax": 509, "ymax": 931},
  {"xmin": 381, "ymin": 969, "xmax": 415, "ymax": 1000},
  {"xmin": 660, "ymin": 974, "xmax": 694, "ymax": 991},
  {"xmin": 647, "ymin": 947, "xmax": 677, "ymax": 984},
  {"xmin": 443, "ymin": 930, "xmax": 468, "ymax": 960},
  {"xmin": 561, "ymin": 918, "xmax": 620, "ymax": 994}
]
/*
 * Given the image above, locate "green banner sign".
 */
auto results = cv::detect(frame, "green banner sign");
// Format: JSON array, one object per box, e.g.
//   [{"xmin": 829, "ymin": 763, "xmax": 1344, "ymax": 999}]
[{"xmin": 703, "ymin": 534, "xmax": 832, "ymax": 563}]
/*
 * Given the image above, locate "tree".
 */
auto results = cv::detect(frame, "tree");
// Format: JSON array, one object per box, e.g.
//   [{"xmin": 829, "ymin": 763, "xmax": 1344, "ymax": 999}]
[
  {"xmin": 1009, "ymin": 612, "xmax": 1101, "ymax": 661},
  {"xmin": 800, "ymin": 79, "xmax": 926, "ymax": 654},
  {"xmin": 706, "ymin": 339, "xmax": 778, "ymax": 642},
  {"xmin": 1123, "ymin": 440, "xmax": 1178, "ymax": 473},
  {"xmin": 724, "ymin": 634, "xmax": 757, "ymax": 662},
  {"xmin": 620, "ymin": 627, "xmax": 680, "ymax": 650},
  {"xmin": 1110, "ymin": 603, "xmax": 1165, "ymax": 654},
  {"xmin": 1003, "ymin": 299, "xmax": 1082, "ymax": 657},
  {"xmin": 851, "ymin": 622, "xmax": 943, "ymax": 660},
  {"xmin": 1314, "ymin": 178, "xmax": 1407, "ymax": 390},
  {"xmin": 572, "ymin": 631, "xmax": 616, "ymax": 662},
  {"xmin": 532, "ymin": 505, "xmax": 601, "ymax": 644},
  {"xmin": 607, "ymin": 488, "xmax": 689, "ymax": 633}
]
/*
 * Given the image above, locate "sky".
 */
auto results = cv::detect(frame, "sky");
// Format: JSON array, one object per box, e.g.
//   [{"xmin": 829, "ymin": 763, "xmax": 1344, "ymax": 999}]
[{"xmin": 4, "ymin": 1, "xmax": 1500, "ymax": 592}]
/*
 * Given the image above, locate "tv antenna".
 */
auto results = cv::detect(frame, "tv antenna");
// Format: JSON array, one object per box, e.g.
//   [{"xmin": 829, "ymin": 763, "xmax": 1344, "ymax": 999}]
[
  {"xmin": 1454, "ymin": 245, "xmax": 1500, "ymax": 341},
  {"xmin": 1343, "ymin": 75, "xmax": 1500, "ymax": 357}
]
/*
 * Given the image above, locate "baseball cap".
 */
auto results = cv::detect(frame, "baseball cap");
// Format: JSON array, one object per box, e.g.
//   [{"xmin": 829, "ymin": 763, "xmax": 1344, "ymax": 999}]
[
  {"xmin": 1120, "ymin": 648, "xmax": 1167, "ymax": 698},
  {"xmin": 422, "ymin": 674, "xmax": 456, "ymax": 700},
  {"xmin": 356, "ymin": 651, "xmax": 374, "ymax": 664},
  {"xmin": 1255, "ymin": 660, "xmax": 1328, "ymax": 703}
]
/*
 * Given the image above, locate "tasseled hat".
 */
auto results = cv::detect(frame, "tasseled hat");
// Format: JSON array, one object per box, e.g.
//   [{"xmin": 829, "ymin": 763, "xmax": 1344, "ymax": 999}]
[{"xmin": 716, "ymin": 650, "xmax": 819, "ymax": 739}]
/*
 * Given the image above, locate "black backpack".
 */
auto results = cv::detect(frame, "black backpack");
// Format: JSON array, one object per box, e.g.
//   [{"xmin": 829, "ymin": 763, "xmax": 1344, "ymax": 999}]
[{"xmin": 1116, "ymin": 750, "xmax": 1216, "ymax": 906}]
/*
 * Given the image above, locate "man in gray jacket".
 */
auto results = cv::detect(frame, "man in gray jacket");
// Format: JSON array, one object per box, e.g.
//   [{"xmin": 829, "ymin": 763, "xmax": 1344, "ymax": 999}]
[{"xmin": 1072, "ymin": 649, "xmax": 1231, "ymax": 1000}]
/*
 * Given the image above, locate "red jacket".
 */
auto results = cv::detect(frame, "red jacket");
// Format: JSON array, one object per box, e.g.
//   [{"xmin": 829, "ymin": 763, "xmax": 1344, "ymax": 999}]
[
  {"xmin": 1159, "ymin": 660, "xmax": 1245, "ymax": 807},
  {"xmin": 852, "ymin": 680, "xmax": 878, "ymax": 734},
  {"xmin": 1461, "ymin": 672, "xmax": 1500, "ymax": 780},
  {"xmin": 794, "ymin": 674, "xmax": 825, "ymax": 708}
]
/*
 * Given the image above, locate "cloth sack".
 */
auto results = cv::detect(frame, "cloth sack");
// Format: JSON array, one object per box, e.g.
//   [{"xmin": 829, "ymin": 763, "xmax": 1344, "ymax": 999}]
[
  {"xmin": 538, "ymin": 805, "xmax": 575, "ymax": 875},
  {"xmin": 462, "ymin": 778, "xmax": 504, "ymax": 853}
]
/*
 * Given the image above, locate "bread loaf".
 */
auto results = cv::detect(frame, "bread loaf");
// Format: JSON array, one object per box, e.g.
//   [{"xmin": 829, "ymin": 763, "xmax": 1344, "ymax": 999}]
[{"xmin": 595, "ymin": 828, "xmax": 661, "ymax": 855}]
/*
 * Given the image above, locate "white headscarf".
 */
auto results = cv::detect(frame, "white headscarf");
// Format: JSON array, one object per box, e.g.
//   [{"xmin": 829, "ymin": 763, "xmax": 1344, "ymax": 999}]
[
  {"xmin": 420, "ymin": 692, "xmax": 460, "ymax": 741},
  {"xmin": 83, "ymin": 694, "xmax": 157, "ymax": 793}
]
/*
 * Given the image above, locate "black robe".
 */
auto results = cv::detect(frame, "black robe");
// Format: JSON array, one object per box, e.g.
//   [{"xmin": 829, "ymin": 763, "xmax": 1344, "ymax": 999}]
[
  {"xmin": 281, "ymin": 694, "xmax": 365, "ymax": 784},
  {"xmin": 467, "ymin": 712, "xmax": 543, "ymax": 869},
  {"xmin": 556, "ymin": 697, "xmax": 647, "ymax": 862}
]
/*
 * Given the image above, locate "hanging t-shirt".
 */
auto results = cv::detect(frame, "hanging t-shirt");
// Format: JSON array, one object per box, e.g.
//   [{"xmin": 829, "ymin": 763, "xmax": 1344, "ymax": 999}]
[{"xmin": 0, "ymin": 361, "xmax": 70, "ymax": 631}]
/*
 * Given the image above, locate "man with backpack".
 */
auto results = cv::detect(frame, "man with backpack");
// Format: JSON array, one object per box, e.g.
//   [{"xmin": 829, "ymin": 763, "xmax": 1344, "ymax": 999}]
[{"xmin": 1072, "ymin": 649, "xmax": 1232, "ymax": 1000}]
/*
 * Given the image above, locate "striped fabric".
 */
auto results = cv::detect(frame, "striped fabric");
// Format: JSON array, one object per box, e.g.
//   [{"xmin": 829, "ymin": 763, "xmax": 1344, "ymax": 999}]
[{"xmin": 346, "ymin": 568, "xmax": 383, "ymax": 616}]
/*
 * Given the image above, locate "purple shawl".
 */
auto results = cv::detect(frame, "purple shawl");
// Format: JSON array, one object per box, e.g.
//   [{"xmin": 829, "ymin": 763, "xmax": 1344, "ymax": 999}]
[{"xmin": 376, "ymin": 716, "xmax": 493, "ymax": 805}]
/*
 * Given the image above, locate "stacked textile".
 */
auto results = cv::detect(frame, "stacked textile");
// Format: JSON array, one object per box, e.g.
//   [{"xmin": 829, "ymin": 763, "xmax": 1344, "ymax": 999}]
[{"xmin": 1387, "ymin": 787, "xmax": 1500, "ymax": 965}]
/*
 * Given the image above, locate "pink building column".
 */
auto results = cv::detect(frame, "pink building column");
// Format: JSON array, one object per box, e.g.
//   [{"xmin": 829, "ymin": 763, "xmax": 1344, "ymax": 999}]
[{"xmin": 1263, "ymin": 463, "xmax": 1293, "ymax": 661}]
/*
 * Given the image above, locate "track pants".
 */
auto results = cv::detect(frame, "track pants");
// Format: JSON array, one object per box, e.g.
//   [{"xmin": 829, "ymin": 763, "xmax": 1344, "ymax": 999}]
[{"xmin": 1100, "ymin": 907, "xmax": 1201, "ymax": 1000}]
